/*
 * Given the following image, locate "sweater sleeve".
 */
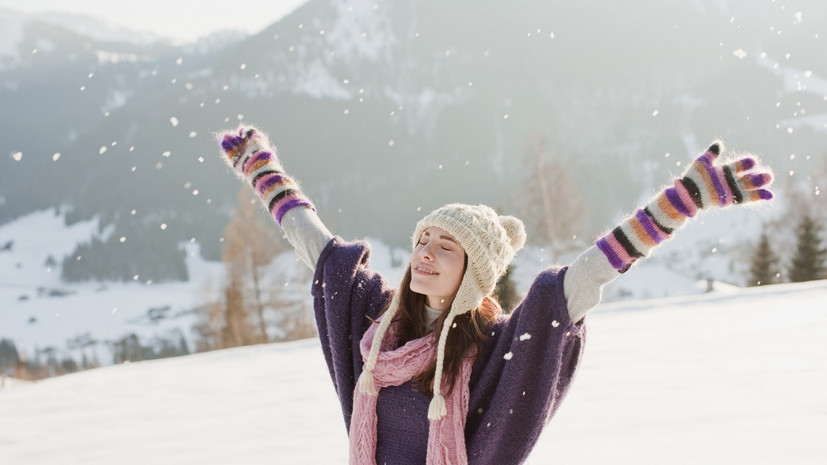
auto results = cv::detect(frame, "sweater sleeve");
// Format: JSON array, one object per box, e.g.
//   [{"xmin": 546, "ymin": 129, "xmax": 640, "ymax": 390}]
[
  {"xmin": 563, "ymin": 245, "xmax": 620, "ymax": 323},
  {"xmin": 280, "ymin": 207, "xmax": 334, "ymax": 271},
  {"xmin": 465, "ymin": 267, "xmax": 586, "ymax": 465},
  {"xmin": 311, "ymin": 237, "xmax": 395, "ymax": 432}
]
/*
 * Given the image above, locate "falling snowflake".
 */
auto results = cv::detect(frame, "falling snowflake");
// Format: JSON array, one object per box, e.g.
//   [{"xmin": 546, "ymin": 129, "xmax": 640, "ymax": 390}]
[
  {"xmin": 519, "ymin": 333, "xmax": 532, "ymax": 341},
  {"xmin": 170, "ymin": 117, "xmax": 179, "ymax": 127},
  {"xmin": 503, "ymin": 352, "xmax": 513, "ymax": 360},
  {"xmin": 11, "ymin": 152, "xmax": 22, "ymax": 161}
]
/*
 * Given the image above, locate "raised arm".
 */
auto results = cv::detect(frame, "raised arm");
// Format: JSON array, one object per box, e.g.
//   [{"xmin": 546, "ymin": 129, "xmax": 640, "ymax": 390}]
[
  {"xmin": 564, "ymin": 141, "xmax": 775, "ymax": 322},
  {"xmin": 219, "ymin": 126, "xmax": 334, "ymax": 270}
]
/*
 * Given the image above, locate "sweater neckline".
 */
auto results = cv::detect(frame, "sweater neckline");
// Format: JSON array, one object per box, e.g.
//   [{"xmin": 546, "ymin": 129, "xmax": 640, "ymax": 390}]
[{"xmin": 423, "ymin": 304, "xmax": 443, "ymax": 329}]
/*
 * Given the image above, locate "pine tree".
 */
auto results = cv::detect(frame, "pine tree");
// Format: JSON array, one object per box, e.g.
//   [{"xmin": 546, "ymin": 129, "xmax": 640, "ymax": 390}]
[
  {"xmin": 747, "ymin": 231, "xmax": 779, "ymax": 286},
  {"xmin": 789, "ymin": 214, "xmax": 827, "ymax": 283},
  {"xmin": 495, "ymin": 265, "xmax": 520, "ymax": 313},
  {"xmin": 0, "ymin": 339, "xmax": 20, "ymax": 375}
]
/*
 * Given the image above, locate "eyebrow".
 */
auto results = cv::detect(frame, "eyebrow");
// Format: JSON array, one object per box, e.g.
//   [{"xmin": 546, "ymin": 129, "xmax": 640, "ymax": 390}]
[
  {"xmin": 439, "ymin": 235, "xmax": 459, "ymax": 245},
  {"xmin": 424, "ymin": 231, "xmax": 459, "ymax": 245}
]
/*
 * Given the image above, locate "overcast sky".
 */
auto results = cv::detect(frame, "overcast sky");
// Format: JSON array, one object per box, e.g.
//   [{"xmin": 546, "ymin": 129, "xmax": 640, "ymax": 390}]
[{"xmin": 0, "ymin": 0, "xmax": 309, "ymax": 43}]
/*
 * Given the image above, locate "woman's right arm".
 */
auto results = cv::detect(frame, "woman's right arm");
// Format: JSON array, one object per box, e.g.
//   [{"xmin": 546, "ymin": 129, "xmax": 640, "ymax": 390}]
[{"xmin": 219, "ymin": 125, "xmax": 333, "ymax": 271}]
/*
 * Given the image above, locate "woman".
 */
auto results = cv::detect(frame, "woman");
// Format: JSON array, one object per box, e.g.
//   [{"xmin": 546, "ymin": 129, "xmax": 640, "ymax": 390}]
[{"xmin": 219, "ymin": 126, "xmax": 773, "ymax": 464}]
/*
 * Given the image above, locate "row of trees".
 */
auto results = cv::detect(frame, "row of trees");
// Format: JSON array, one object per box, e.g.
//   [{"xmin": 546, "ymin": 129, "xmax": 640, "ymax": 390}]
[
  {"xmin": 0, "ymin": 331, "xmax": 192, "ymax": 382},
  {"xmin": 1, "ymin": 337, "xmax": 104, "ymax": 382}
]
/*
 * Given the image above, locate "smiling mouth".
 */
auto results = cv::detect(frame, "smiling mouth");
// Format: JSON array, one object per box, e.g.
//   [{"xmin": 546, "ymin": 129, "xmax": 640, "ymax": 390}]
[{"xmin": 414, "ymin": 266, "xmax": 439, "ymax": 276}]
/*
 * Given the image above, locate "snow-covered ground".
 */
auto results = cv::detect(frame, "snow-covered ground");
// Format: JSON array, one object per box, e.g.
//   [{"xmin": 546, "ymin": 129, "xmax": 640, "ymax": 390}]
[
  {"xmin": 0, "ymin": 209, "xmax": 227, "ymax": 360},
  {"xmin": 1, "ymin": 278, "xmax": 825, "ymax": 465}
]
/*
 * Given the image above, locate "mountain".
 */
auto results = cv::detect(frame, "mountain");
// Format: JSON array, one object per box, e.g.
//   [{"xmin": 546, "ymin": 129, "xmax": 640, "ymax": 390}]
[
  {"xmin": 1, "ymin": 0, "xmax": 825, "ymax": 284},
  {"xmin": 1, "ymin": 278, "xmax": 825, "ymax": 464}
]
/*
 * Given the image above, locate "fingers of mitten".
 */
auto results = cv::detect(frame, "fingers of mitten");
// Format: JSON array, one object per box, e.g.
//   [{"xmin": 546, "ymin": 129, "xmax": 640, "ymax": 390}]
[
  {"xmin": 735, "ymin": 172, "xmax": 774, "ymax": 202},
  {"xmin": 721, "ymin": 164, "xmax": 774, "ymax": 204},
  {"xmin": 219, "ymin": 126, "xmax": 279, "ymax": 173},
  {"xmin": 756, "ymin": 189, "xmax": 774, "ymax": 201},
  {"xmin": 706, "ymin": 141, "xmax": 722, "ymax": 157},
  {"xmin": 220, "ymin": 128, "xmax": 253, "ymax": 163},
  {"xmin": 741, "ymin": 172, "xmax": 773, "ymax": 190},
  {"xmin": 724, "ymin": 156, "xmax": 756, "ymax": 174}
]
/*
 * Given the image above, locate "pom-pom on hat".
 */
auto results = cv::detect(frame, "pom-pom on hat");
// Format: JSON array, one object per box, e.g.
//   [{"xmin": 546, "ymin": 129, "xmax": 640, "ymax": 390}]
[{"xmin": 356, "ymin": 203, "xmax": 527, "ymax": 421}]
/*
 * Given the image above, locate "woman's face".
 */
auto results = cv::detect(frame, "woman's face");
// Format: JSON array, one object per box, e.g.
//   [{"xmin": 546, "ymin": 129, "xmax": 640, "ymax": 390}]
[{"xmin": 410, "ymin": 227, "xmax": 466, "ymax": 311}]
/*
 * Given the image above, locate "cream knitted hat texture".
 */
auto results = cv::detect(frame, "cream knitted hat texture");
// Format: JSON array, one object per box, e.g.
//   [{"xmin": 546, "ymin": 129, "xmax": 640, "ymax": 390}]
[{"xmin": 357, "ymin": 203, "xmax": 527, "ymax": 421}]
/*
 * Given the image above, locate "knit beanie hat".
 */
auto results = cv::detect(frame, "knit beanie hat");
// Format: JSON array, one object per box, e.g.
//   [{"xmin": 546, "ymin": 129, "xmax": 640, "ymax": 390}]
[{"xmin": 357, "ymin": 203, "xmax": 527, "ymax": 421}]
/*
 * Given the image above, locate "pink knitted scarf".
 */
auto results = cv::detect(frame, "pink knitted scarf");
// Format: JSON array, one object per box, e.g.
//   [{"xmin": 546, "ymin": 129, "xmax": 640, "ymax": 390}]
[{"xmin": 349, "ymin": 316, "xmax": 474, "ymax": 464}]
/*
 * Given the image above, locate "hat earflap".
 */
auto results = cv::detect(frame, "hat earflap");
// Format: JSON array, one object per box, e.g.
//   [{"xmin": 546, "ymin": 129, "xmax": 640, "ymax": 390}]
[{"xmin": 428, "ymin": 269, "xmax": 484, "ymax": 421}]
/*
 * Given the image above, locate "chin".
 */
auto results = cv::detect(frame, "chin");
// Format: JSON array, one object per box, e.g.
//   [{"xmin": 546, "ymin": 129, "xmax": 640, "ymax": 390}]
[{"xmin": 409, "ymin": 279, "xmax": 427, "ymax": 296}]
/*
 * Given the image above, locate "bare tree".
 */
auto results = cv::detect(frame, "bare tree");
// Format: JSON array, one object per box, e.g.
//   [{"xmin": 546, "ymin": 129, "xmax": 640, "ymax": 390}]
[
  {"xmin": 218, "ymin": 187, "xmax": 287, "ymax": 345},
  {"xmin": 514, "ymin": 134, "xmax": 588, "ymax": 259},
  {"xmin": 194, "ymin": 185, "xmax": 322, "ymax": 351}
]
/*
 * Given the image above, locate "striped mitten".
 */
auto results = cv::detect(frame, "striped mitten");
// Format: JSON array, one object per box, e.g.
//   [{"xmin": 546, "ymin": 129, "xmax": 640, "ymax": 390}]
[
  {"xmin": 219, "ymin": 126, "xmax": 315, "ymax": 226},
  {"xmin": 597, "ymin": 141, "xmax": 774, "ymax": 273}
]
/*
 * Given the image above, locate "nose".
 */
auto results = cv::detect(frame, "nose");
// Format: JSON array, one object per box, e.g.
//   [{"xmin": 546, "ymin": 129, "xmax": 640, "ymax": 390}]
[{"xmin": 419, "ymin": 242, "xmax": 435, "ymax": 261}]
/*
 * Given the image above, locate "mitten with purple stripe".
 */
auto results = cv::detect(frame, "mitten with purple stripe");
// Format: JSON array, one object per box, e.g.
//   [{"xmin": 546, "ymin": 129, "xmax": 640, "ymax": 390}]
[
  {"xmin": 597, "ymin": 141, "xmax": 774, "ymax": 273},
  {"xmin": 219, "ymin": 126, "xmax": 315, "ymax": 226}
]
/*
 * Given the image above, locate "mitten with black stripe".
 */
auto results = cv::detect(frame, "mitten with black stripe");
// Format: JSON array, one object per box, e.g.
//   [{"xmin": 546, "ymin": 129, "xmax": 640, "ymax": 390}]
[
  {"xmin": 596, "ymin": 141, "xmax": 774, "ymax": 273},
  {"xmin": 219, "ymin": 126, "xmax": 315, "ymax": 227}
]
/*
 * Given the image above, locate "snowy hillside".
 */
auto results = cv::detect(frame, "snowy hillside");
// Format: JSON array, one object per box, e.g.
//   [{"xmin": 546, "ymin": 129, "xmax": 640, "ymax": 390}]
[{"xmin": 1, "ymin": 279, "xmax": 825, "ymax": 465}]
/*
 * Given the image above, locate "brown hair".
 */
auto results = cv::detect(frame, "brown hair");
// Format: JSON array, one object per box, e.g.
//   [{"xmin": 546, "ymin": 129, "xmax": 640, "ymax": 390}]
[{"xmin": 383, "ymin": 266, "xmax": 502, "ymax": 396}]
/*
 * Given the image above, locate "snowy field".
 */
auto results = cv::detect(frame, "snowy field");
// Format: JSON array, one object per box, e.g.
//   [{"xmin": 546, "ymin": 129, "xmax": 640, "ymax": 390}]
[{"xmin": 1, "ymin": 278, "xmax": 825, "ymax": 465}]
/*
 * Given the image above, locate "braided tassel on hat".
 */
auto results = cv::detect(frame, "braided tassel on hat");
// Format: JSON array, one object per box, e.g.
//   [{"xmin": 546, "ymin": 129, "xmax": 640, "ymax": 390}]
[
  {"xmin": 357, "ymin": 292, "xmax": 403, "ymax": 396},
  {"xmin": 427, "ymin": 312, "xmax": 453, "ymax": 420}
]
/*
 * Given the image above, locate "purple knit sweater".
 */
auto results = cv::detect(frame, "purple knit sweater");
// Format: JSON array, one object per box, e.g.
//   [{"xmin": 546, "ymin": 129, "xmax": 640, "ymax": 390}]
[{"xmin": 312, "ymin": 237, "xmax": 586, "ymax": 464}]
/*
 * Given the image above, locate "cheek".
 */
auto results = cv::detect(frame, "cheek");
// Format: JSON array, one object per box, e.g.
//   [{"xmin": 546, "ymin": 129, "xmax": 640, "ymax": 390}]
[{"xmin": 446, "ymin": 254, "xmax": 466, "ymax": 281}]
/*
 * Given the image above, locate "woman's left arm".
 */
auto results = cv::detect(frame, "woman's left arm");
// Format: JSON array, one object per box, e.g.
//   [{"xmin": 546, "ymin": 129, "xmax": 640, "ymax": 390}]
[{"xmin": 564, "ymin": 141, "xmax": 775, "ymax": 323}]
